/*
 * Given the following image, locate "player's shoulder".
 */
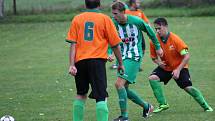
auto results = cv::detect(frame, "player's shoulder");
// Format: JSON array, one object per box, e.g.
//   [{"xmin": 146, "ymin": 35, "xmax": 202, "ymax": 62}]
[
  {"xmin": 169, "ymin": 32, "xmax": 181, "ymax": 39},
  {"xmin": 169, "ymin": 32, "xmax": 185, "ymax": 42},
  {"xmin": 128, "ymin": 14, "xmax": 142, "ymax": 21},
  {"xmin": 127, "ymin": 15, "xmax": 145, "ymax": 24},
  {"xmin": 75, "ymin": 12, "xmax": 111, "ymax": 22}
]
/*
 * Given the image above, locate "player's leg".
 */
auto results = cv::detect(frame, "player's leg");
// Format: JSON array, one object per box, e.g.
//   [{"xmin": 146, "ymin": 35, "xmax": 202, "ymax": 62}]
[
  {"xmin": 126, "ymin": 85, "xmax": 153, "ymax": 118},
  {"xmin": 114, "ymin": 59, "xmax": 139, "ymax": 120},
  {"xmin": 114, "ymin": 77, "xmax": 128, "ymax": 120},
  {"xmin": 148, "ymin": 67, "xmax": 172, "ymax": 113},
  {"xmin": 121, "ymin": 59, "xmax": 152, "ymax": 117},
  {"xmin": 73, "ymin": 60, "xmax": 89, "ymax": 121},
  {"xmin": 175, "ymin": 68, "xmax": 213, "ymax": 112},
  {"xmin": 185, "ymin": 86, "xmax": 213, "ymax": 112},
  {"xmin": 73, "ymin": 95, "xmax": 87, "ymax": 121},
  {"xmin": 88, "ymin": 59, "xmax": 109, "ymax": 121}
]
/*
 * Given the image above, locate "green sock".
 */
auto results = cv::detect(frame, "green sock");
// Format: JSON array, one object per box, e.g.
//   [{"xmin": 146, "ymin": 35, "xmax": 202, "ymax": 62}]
[
  {"xmin": 96, "ymin": 101, "xmax": 109, "ymax": 121},
  {"xmin": 126, "ymin": 87, "xmax": 148, "ymax": 109},
  {"xmin": 117, "ymin": 87, "xmax": 128, "ymax": 118},
  {"xmin": 186, "ymin": 87, "xmax": 210, "ymax": 110},
  {"xmin": 149, "ymin": 80, "xmax": 167, "ymax": 105},
  {"xmin": 73, "ymin": 99, "xmax": 85, "ymax": 121}
]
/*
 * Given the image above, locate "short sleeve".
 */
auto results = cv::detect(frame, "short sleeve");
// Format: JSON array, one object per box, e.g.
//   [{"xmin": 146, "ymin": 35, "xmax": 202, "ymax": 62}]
[
  {"xmin": 66, "ymin": 17, "xmax": 78, "ymax": 43},
  {"xmin": 173, "ymin": 34, "xmax": 188, "ymax": 53}
]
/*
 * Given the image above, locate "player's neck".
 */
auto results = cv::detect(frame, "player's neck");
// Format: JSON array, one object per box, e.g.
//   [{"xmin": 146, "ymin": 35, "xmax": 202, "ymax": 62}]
[{"xmin": 120, "ymin": 15, "xmax": 127, "ymax": 24}]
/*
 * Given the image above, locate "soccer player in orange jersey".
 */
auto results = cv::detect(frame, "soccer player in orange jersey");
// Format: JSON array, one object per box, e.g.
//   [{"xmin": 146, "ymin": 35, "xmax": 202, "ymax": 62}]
[
  {"xmin": 149, "ymin": 17, "xmax": 213, "ymax": 113},
  {"xmin": 125, "ymin": 0, "xmax": 150, "ymax": 25},
  {"xmin": 66, "ymin": 0, "xmax": 124, "ymax": 121}
]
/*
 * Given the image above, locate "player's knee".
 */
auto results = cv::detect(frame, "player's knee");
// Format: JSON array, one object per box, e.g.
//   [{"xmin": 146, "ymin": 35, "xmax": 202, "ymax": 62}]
[
  {"xmin": 184, "ymin": 86, "xmax": 193, "ymax": 92},
  {"xmin": 115, "ymin": 81, "xmax": 121, "ymax": 89},
  {"xmin": 76, "ymin": 95, "xmax": 87, "ymax": 100},
  {"xmin": 115, "ymin": 78, "xmax": 125, "ymax": 89},
  {"xmin": 148, "ymin": 75, "xmax": 159, "ymax": 80}
]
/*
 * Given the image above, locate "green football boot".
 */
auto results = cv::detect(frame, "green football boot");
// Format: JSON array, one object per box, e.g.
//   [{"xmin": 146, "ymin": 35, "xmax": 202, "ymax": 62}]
[
  {"xmin": 205, "ymin": 107, "xmax": 213, "ymax": 112},
  {"xmin": 153, "ymin": 103, "xmax": 169, "ymax": 113}
]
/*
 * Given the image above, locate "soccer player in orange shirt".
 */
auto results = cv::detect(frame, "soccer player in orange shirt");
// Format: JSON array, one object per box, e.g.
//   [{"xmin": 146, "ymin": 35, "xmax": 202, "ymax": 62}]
[
  {"xmin": 149, "ymin": 17, "xmax": 213, "ymax": 113},
  {"xmin": 66, "ymin": 0, "xmax": 124, "ymax": 121},
  {"xmin": 125, "ymin": 0, "xmax": 150, "ymax": 25}
]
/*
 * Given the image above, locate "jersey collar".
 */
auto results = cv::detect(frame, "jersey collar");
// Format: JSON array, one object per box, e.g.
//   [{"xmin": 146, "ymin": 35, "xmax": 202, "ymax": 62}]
[
  {"xmin": 161, "ymin": 32, "xmax": 170, "ymax": 43},
  {"xmin": 84, "ymin": 9, "xmax": 100, "ymax": 13}
]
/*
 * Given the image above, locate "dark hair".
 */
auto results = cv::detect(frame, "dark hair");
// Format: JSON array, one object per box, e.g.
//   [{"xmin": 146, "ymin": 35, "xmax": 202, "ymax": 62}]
[
  {"xmin": 129, "ymin": 0, "xmax": 136, "ymax": 5},
  {"xmin": 85, "ymin": 0, "xmax": 100, "ymax": 9},
  {"xmin": 112, "ymin": 1, "xmax": 126, "ymax": 12},
  {"xmin": 154, "ymin": 17, "xmax": 168, "ymax": 26}
]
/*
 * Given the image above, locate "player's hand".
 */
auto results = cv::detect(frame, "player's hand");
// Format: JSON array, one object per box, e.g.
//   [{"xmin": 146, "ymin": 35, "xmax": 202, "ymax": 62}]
[
  {"xmin": 172, "ymin": 69, "xmax": 180, "ymax": 79},
  {"xmin": 117, "ymin": 65, "xmax": 125, "ymax": 75},
  {"xmin": 68, "ymin": 65, "xmax": 77, "ymax": 76},
  {"xmin": 156, "ymin": 48, "xmax": 164, "ymax": 57},
  {"xmin": 157, "ymin": 60, "xmax": 166, "ymax": 69},
  {"xmin": 107, "ymin": 55, "xmax": 115, "ymax": 62}
]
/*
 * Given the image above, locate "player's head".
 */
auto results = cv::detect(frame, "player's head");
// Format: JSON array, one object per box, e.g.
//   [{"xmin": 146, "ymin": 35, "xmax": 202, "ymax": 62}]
[
  {"xmin": 111, "ymin": 1, "xmax": 126, "ymax": 23},
  {"xmin": 129, "ymin": 0, "xmax": 141, "ymax": 9},
  {"xmin": 85, "ymin": 0, "xmax": 100, "ymax": 9},
  {"xmin": 112, "ymin": 0, "xmax": 119, "ymax": 2},
  {"xmin": 154, "ymin": 17, "xmax": 168, "ymax": 37}
]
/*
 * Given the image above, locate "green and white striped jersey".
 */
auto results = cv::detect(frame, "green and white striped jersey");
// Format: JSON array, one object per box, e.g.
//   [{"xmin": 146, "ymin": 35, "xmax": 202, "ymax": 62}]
[{"xmin": 112, "ymin": 15, "xmax": 160, "ymax": 61}]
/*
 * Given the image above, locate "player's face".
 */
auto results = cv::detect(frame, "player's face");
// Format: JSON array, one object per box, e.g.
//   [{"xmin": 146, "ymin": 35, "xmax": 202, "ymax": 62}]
[
  {"xmin": 154, "ymin": 23, "xmax": 168, "ymax": 37},
  {"xmin": 135, "ymin": 0, "xmax": 141, "ymax": 8},
  {"xmin": 112, "ymin": 9, "xmax": 125, "ymax": 23}
]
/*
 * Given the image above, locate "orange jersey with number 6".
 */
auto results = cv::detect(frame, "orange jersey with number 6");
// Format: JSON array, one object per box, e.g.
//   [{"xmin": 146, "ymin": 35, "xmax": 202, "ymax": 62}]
[{"xmin": 66, "ymin": 11, "xmax": 121, "ymax": 63}]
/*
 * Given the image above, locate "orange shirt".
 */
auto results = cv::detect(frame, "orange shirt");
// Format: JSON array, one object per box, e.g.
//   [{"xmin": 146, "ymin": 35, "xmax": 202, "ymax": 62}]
[
  {"xmin": 125, "ymin": 9, "xmax": 149, "ymax": 23},
  {"xmin": 66, "ymin": 11, "xmax": 121, "ymax": 63},
  {"xmin": 150, "ymin": 32, "xmax": 189, "ymax": 71}
]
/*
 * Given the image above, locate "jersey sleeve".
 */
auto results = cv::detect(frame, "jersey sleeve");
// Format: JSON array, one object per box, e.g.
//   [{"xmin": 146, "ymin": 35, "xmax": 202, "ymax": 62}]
[
  {"xmin": 105, "ymin": 16, "xmax": 121, "ymax": 47},
  {"xmin": 150, "ymin": 40, "xmax": 157, "ymax": 59},
  {"xmin": 66, "ymin": 16, "xmax": 78, "ymax": 43},
  {"xmin": 137, "ymin": 19, "xmax": 161, "ymax": 50},
  {"xmin": 173, "ymin": 34, "xmax": 188, "ymax": 53}
]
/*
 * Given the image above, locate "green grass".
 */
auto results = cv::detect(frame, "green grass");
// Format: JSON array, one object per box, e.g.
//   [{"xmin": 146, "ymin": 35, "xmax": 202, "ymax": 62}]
[
  {"xmin": 0, "ymin": 17, "xmax": 215, "ymax": 121},
  {"xmin": 1, "ymin": 6, "xmax": 215, "ymax": 24},
  {"xmin": 3, "ymin": 0, "xmax": 215, "ymax": 17}
]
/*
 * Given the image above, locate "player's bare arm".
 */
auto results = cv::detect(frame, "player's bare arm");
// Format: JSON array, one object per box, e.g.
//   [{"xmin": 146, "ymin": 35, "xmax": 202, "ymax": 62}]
[{"xmin": 68, "ymin": 43, "xmax": 77, "ymax": 76}]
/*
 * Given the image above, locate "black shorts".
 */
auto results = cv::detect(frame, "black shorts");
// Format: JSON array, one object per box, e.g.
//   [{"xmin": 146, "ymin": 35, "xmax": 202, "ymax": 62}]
[
  {"xmin": 150, "ymin": 67, "xmax": 192, "ymax": 89},
  {"xmin": 75, "ymin": 58, "xmax": 108, "ymax": 100}
]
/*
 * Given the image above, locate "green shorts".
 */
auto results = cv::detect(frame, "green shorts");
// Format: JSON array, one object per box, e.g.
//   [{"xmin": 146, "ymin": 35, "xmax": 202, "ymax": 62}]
[{"xmin": 117, "ymin": 59, "xmax": 141, "ymax": 84}]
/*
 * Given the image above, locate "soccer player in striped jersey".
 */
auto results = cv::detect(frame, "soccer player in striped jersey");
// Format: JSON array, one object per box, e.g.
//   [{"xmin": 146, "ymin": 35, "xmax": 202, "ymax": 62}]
[
  {"xmin": 125, "ymin": 0, "xmax": 151, "ymax": 72},
  {"xmin": 111, "ymin": 2, "xmax": 163, "ymax": 121},
  {"xmin": 149, "ymin": 17, "xmax": 213, "ymax": 113},
  {"xmin": 66, "ymin": 0, "xmax": 124, "ymax": 121}
]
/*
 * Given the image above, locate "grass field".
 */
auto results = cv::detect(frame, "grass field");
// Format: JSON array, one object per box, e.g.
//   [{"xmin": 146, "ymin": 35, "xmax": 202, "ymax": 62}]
[
  {"xmin": 3, "ymin": 0, "xmax": 215, "ymax": 16},
  {"xmin": 0, "ymin": 17, "xmax": 215, "ymax": 121}
]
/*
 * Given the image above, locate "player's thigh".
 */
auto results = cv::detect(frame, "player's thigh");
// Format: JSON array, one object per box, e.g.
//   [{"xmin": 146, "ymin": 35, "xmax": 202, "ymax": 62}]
[
  {"xmin": 175, "ymin": 68, "xmax": 192, "ymax": 89},
  {"xmin": 150, "ymin": 67, "xmax": 172, "ymax": 84},
  {"xmin": 88, "ymin": 59, "xmax": 108, "ymax": 100},
  {"xmin": 75, "ymin": 60, "xmax": 90, "ymax": 95},
  {"xmin": 117, "ymin": 59, "xmax": 140, "ymax": 84}
]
